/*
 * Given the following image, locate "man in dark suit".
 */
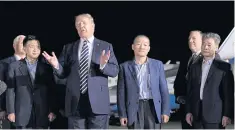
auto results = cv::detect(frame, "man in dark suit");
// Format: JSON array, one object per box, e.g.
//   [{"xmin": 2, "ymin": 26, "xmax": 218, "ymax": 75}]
[
  {"xmin": 117, "ymin": 35, "xmax": 170, "ymax": 129},
  {"xmin": 173, "ymin": 30, "xmax": 203, "ymax": 129},
  {"xmin": 42, "ymin": 13, "xmax": 119, "ymax": 129},
  {"xmin": 185, "ymin": 32, "xmax": 234, "ymax": 129},
  {"xmin": 6, "ymin": 35, "xmax": 56, "ymax": 129},
  {"xmin": 0, "ymin": 35, "xmax": 26, "ymax": 129}
]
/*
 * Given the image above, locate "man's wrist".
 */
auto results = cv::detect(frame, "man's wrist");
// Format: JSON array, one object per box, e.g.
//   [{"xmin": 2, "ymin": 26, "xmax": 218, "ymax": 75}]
[{"xmin": 100, "ymin": 63, "xmax": 107, "ymax": 70}]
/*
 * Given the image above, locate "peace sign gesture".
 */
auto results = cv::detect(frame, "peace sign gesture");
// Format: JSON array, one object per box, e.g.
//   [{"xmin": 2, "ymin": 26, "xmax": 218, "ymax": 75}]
[{"xmin": 42, "ymin": 51, "xmax": 59, "ymax": 69}]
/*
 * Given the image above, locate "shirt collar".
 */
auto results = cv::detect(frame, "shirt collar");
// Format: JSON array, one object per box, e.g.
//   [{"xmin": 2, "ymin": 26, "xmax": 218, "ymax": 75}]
[
  {"xmin": 25, "ymin": 58, "xmax": 38, "ymax": 66},
  {"xmin": 134, "ymin": 57, "xmax": 149, "ymax": 65},
  {"xmin": 81, "ymin": 35, "xmax": 95, "ymax": 44},
  {"xmin": 14, "ymin": 54, "xmax": 21, "ymax": 61},
  {"xmin": 203, "ymin": 57, "xmax": 214, "ymax": 65},
  {"xmin": 192, "ymin": 51, "xmax": 201, "ymax": 57}
]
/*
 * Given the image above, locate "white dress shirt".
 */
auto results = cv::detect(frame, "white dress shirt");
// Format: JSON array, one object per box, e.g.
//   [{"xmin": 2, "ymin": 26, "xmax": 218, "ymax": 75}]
[
  {"xmin": 14, "ymin": 54, "xmax": 21, "ymax": 61},
  {"xmin": 134, "ymin": 58, "xmax": 152, "ymax": 99},
  {"xmin": 78, "ymin": 36, "xmax": 95, "ymax": 71},
  {"xmin": 200, "ymin": 58, "xmax": 214, "ymax": 100}
]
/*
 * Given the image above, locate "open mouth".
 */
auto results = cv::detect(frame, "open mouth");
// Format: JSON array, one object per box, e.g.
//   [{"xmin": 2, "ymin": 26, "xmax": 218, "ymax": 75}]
[{"xmin": 80, "ymin": 29, "xmax": 86, "ymax": 32}]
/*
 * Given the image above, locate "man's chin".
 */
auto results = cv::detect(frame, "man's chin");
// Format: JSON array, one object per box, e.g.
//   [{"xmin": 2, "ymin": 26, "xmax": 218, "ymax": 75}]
[
  {"xmin": 137, "ymin": 55, "xmax": 147, "ymax": 57},
  {"xmin": 32, "ymin": 55, "xmax": 39, "ymax": 59},
  {"xmin": 202, "ymin": 53, "xmax": 212, "ymax": 57},
  {"xmin": 79, "ymin": 33, "xmax": 88, "ymax": 38}
]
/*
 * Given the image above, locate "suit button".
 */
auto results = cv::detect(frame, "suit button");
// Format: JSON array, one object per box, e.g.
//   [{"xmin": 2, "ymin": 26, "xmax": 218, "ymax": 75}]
[{"xmin": 136, "ymin": 101, "xmax": 138, "ymax": 104}]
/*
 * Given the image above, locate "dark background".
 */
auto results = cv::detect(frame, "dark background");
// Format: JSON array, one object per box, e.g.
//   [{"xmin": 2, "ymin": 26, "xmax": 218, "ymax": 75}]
[{"xmin": 0, "ymin": 1, "xmax": 234, "ymax": 64}]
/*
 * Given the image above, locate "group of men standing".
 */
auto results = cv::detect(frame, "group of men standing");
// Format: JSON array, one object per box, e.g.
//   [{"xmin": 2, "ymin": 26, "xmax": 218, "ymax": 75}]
[
  {"xmin": 174, "ymin": 30, "xmax": 234, "ymax": 129},
  {"xmin": 0, "ymin": 13, "xmax": 233, "ymax": 129}
]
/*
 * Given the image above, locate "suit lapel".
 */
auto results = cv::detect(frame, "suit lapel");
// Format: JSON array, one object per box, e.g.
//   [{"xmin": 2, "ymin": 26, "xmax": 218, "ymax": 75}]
[
  {"xmin": 148, "ymin": 59, "xmax": 154, "ymax": 90},
  {"xmin": 192, "ymin": 53, "xmax": 202, "ymax": 64},
  {"xmin": 73, "ymin": 40, "xmax": 80, "ymax": 62},
  {"xmin": 76, "ymin": 38, "xmax": 100, "ymax": 67},
  {"xmin": 187, "ymin": 53, "xmax": 202, "ymax": 69},
  {"xmin": 10, "ymin": 56, "xmax": 16, "ymax": 63},
  {"xmin": 19, "ymin": 60, "xmax": 33, "ymax": 89},
  {"xmin": 196, "ymin": 59, "xmax": 203, "ymax": 85},
  {"xmin": 73, "ymin": 40, "xmax": 80, "ymax": 74},
  {"xmin": 128, "ymin": 61, "xmax": 139, "ymax": 88},
  {"xmin": 204, "ymin": 60, "xmax": 216, "ymax": 84},
  {"xmin": 34, "ymin": 61, "xmax": 43, "ymax": 86},
  {"xmin": 91, "ymin": 38, "xmax": 100, "ymax": 64},
  {"xmin": 187, "ymin": 56, "xmax": 193, "ymax": 69}
]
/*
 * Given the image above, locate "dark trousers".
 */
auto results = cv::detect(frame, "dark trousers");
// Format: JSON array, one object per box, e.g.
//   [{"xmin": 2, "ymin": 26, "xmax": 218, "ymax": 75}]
[
  {"xmin": 128, "ymin": 99, "xmax": 161, "ymax": 129},
  {"xmin": 193, "ymin": 101, "xmax": 225, "ymax": 129},
  {"xmin": 179, "ymin": 104, "xmax": 193, "ymax": 129},
  {"xmin": 68, "ymin": 92, "xmax": 108, "ymax": 129}
]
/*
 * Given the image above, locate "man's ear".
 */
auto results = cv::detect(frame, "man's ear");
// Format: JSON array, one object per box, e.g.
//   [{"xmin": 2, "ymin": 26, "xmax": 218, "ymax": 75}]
[
  {"xmin": 132, "ymin": 44, "xmax": 134, "ymax": 51},
  {"xmin": 13, "ymin": 43, "xmax": 16, "ymax": 50},
  {"xmin": 215, "ymin": 44, "xmax": 219, "ymax": 52}
]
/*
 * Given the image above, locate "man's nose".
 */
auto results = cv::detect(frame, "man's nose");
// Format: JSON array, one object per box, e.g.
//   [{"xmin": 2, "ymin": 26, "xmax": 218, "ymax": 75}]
[
  {"xmin": 204, "ymin": 45, "xmax": 209, "ymax": 49},
  {"xmin": 189, "ymin": 38, "xmax": 193, "ymax": 43},
  {"xmin": 140, "ymin": 44, "xmax": 144, "ymax": 49},
  {"xmin": 80, "ymin": 22, "xmax": 84, "ymax": 27}
]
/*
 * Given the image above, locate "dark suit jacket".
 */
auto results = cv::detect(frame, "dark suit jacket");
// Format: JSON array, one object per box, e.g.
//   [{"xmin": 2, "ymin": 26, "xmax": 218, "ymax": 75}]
[
  {"xmin": 54, "ymin": 38, "xmax": 119, "ymax": 116},
  {"xmin": 0, "ymin": 56, "xmax": 17, "ymax": 112},
  {"xmin": 6, "ymin": 59, "xmax": 56, "ymax": 127},
  {"xmin": 174, "ymin": 53, "xmax": 202, "ymax": 102},
  {"xmin": 117, "ymin": 58, "xmax": 170, "ymax": 125},
  {"xmin": 186, "ymin": 58, "xmax": 234, "ymax": 123},
  {"xmin": 54, "ymin": 77, "xmax": 67, "ymax": 112},
  {"xmin": 174, "ymin": 53, "xmax": 221, "ymax": 103}
]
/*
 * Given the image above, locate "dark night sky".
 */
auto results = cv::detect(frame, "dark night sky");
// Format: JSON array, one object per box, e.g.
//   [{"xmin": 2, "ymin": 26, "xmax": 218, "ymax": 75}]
[{"xmin": 0, "ymin": 1, "xmax": 234, "ymax": 64}]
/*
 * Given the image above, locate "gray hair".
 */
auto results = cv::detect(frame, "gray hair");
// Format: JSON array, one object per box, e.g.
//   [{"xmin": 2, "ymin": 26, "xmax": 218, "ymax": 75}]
[
  {"xmin": 133, "ymin": 35, "xmax": 150, "ymax": 44},
  {"xmin": 13, "ymin": 35, "xmax": 25, "ymax": 45},
  {"xmin": 75, "ymin": 13, "xmax": 95, "ymax": 25},
  {"xmin": 202, "ymin": 32, "xmax": 221, "ymax": 46}
]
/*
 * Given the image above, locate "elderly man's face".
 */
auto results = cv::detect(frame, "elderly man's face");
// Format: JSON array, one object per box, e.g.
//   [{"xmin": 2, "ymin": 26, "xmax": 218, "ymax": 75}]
[
  {"xmin": 132, "ymin": 36, "xmax": 150, "ymax": 57},
  {"xmin": 188, "ymin": 31, "xmax": 202, "ymax": 53},
  {"xmin": 75, "ymin": 15, "xmax": 95, "ymax": 39},
  {"xmin": 201, "ymin": 38, "xmax": 218, "ymax": 58}
]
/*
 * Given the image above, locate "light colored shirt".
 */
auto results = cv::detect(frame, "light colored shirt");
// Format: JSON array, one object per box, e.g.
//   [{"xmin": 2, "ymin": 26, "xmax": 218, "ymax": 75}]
[
  {"xmin": 14, "ymin": 54, "xmax": 21, "ymax": 61},
  {"xmin": 78, "ymin": 36, "xmax": 94, "ymax": 71},
  {"xmin": 134, "ymin": 58, "xmax": 152, "ymax": 99},
  {"xmin": 200, "ymin": 58, "xmax": 214, "ymax": 100},
  {"xmin": 25, "ymin": 58, "xmax": 38, "ymax": 84}
]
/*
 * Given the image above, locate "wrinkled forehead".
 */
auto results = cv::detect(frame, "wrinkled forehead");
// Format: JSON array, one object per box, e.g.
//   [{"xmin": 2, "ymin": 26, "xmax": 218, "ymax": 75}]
[{"xmin": 202, "ymin": 38, "xmax": 216, "ymax": 45}]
